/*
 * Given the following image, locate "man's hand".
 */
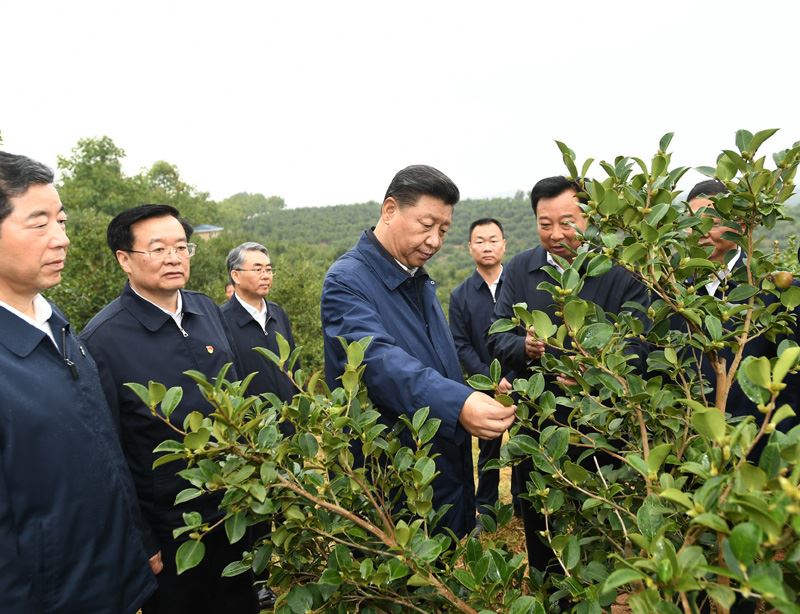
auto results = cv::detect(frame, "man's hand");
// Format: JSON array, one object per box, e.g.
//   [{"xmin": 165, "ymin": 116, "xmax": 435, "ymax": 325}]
[
  {"xmin": 525, "ymin": 327, "xmax": 545, "ymax": 360},
  {"xmin": 458, "ymin": 391, "xmax": 516, "ymax": 440},
  {"xmin": 149, "ymin": 551, "xmax": 163, "ymax": 575},
  {"xmin": 497, "ymin": 377, "xmax": 512, "ymax": 395}
]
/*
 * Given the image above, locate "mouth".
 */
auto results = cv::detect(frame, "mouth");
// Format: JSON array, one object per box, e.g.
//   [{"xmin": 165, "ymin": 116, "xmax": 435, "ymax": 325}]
[{"xmin": 44, "ymin": 259, "xmax": 65, "ymax": 271}]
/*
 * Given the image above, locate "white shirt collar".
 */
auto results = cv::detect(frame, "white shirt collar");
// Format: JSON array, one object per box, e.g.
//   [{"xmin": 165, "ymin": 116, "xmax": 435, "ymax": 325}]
[
  {"xmin": 545, "ymin": 251, "xmax": 566, "ymax": 274},
  {"xmin": 235, "ymin": 293, "xmax": 268, "ymax": 331},
  {"xmin": 0, "ymin": 294, "xmax": 57, "ymax": 346},
  {"xmin": 394, "ymin": 259, "xmax": 419, "ymax": 277},
  {"xmin": 130, "ymin": 286, "xmax": 184, "ymax": 326},
  {"xmin": 705, "ymin": 248, "xmax": 742, "ymax": 296}
]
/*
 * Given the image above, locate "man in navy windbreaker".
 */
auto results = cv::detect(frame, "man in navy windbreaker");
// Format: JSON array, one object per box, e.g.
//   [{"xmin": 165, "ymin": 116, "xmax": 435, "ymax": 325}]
[
  {"xmin": 0, "ymin": 151, "xmax": 156, "ymax": 613},
  {"xmin": 321, "ymin": 165, "xmax": 517, "ymax": 538},
  {"xmin": 81, "ymin": 205, "xmax": 257, "ymax": 614}
]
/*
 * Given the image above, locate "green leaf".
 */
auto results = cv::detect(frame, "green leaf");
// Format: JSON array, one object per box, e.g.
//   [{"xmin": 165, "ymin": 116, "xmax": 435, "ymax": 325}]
[
  {"xmin": 124, "ymin": 382, "xmax": 150, "ymax": 406},
  {"xmin": 184, "ymin": 428, "xmax": 211, "ymax": 451},
  {"xmin": 578, "ymin": 323, "xmax": 614, "ymax": 351},
  {"xmin": 346, "ymin": 340, "xmax": 365, "ymax": 367},
  {"xmin": 660, "ymin": 488, "xmax": 693, "ymax": 509},
  {"xmin": 659, "ymin": 132, "xmax": 674, "ymax": 152},
  {"xmin": 586, "ymin": 253, "xmax": 612, "ymax": 277},
  {"xmin": 412, "ymin": 407, "xmax": 430, "ymax": 433},
  {"xmin": 175, "ymin": 540, "xmax": 206, "ymax": 574},
  {"xmin": 531, "ymin": 310, "xmax": 557, "ymax": 339},
  {"xmin": 225, "ymin": 511, "xmax": 248, "ymax": 544},
  {"xmin": 647, "ymin": 443, "xmax": 672, "ymax": 475},
  {"xmin": 467, "ymin": 374, "xmax": 495, "ymax": 391},
  {"xmin": 727, "ymin": 284, "xmax": 759, "ymax": 303},
  {"xmin": 780, "ymin": 285, "xmax": 800, "ymax": 310},
  {"xmin": 488, "ymin": 318, "xmax": 516, "ymax": 334},
  {"xmin": 728, "ymin": 522, "xmax": 761, "ymax": 566},
  {"xmin": 744, "ymin": 356, "xmax": 771, "ymax": 389},
  {"xmin": 602, "ymin": 567, "xmax": 646, "ymax": 592},
  {"xmin": 148, "ymin": 381, "xmax": 167, "ymax": 407},
  {"xmin": 563, "ymin": 300, "xmax": 587, "ymax": 331},
  {"xmin": 748, "ymin": 128, "xmax": 779, "ymax": 154},
  {"xmin": 161, "ymin": 386, "xmax": 183, "ymax": 419},
  {"xmin": 297, "ymin": 432, "xmax": 319, "ymax": 458},
  {"xmin": 489, "ymin": 359, "xmax": 501, "ymax": 384},
  {"xmin": 508, "ymin": 596, "xmax": 545, "ymax": 614},
  {"xmin": 691, "ymin": 408, "xmax": 727, "ymax": 444},
  {"xmin": 285, "ymin": 585, "xmax": 314, "ymax": 614},
  {"xmin": 691, "ymin": 513, "xmax": 730, "ymax": 534},
  {"xmin": 704, "ymin": 315, "xmax": 723, "ymax": 341},
  {"xmin": 174, "ymin": 488, "xmax": 204, "ymax": 505},
  {"xmin": 706, "ymin": 585, "xmax": 735, "ymax": 610},
  {"xmin": 773, "ymin": 346, "xmax": 800, "ymax": 385}
]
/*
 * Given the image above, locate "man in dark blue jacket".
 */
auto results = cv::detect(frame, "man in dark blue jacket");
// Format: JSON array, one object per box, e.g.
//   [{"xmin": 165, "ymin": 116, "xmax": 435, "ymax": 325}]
[
  {"xmin": 81, "ymin": 205, "xmax": 257, "ymax": 614},
  {"xmin": 220, "ymin": 241, "xmax": 298, "ymax": 609},
  {"xmin": 321, "ymin": 165, "xmax": 517, "ymax": 539},
  {"xmin": 0, "ymin": 152, "xmax": 156, "ymax": 613},
  {"xmin": 221, "ymin": 241, "xmax": 298, "ymax": 406},
  {"xmin": 449, "ymin": 218, "xmax": 519, "ymax": 520},
  {"xmin": 488, "ymin": 176, "xmax": 649, "ymax": 570}
]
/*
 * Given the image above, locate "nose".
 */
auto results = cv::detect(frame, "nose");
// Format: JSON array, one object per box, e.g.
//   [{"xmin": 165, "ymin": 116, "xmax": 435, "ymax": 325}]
[
  {"xmin": 51, "ymin": 223, "xmax": 70, "ymax": 249},
  {"xmin": 424, "ymin": 230, "xmax": 442, "ymax": 251},
  {"xmin": 163, "ymin": 247, "xmax": 182, "ymax": 264}
]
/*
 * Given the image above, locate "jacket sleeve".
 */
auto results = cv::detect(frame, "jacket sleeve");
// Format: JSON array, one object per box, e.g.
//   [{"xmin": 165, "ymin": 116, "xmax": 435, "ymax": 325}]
[
  {"xmin": 0, "ymin": 465, "xmax": 36, "ymax": 612},
  {"xmin": 448, "ymin": 288, "xmax": 490, "ymax": 378},
  {"xmin": 80, "ymin": 331, "xmax": 161, "ymax": 557},
  {"xmin": 487, "ymin": 265, "xmax": 529, "ymax": 375},
  {"xmin": 323, "ymin": 276, "xmax": 472, "ymax": 443}
]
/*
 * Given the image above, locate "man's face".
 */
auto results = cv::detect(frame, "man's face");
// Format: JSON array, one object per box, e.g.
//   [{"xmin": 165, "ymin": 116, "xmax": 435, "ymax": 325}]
[
  {"xmin": 382, "ymin": 195, "xmax": 453, "ymax": 268},
  {"xmin": 536, "ymin": 189, "xmax": 587, "ymax": 261},
  {"xmin": 232, "ymin": 250, "xmax": 273, "ymax": 301},
  {"xmin": 0, "ymin": 183, "xmax": 69, "ymax": 300},
  {"xmin": 116, "ymin": 215, "xmax": 190, "ymax": 298},
  {"xmin": 468, "ymin": 222, "xmax": 505, "ymax": 269},
  {"xmin": 689, "ymin": 197, "xmax": 740, "ymax": 263}
]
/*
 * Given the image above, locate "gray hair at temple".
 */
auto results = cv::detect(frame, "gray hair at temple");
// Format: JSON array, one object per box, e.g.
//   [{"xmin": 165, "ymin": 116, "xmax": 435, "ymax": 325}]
[
  {"xmin": 0, "ymin": 151, "xmax": 55, "ymax": 225},
  {"xmin": 226, "ymin": 242, "xmax": 270, "ymax": 284}
]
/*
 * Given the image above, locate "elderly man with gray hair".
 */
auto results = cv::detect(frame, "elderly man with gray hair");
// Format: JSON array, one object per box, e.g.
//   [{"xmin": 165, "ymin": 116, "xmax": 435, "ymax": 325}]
[{"xmin": 220, "ymin": 241, "xmax": 298, "ymax": 608}]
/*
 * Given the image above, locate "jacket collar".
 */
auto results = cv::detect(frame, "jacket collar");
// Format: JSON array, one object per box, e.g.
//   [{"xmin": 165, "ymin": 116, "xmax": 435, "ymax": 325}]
[
  {"xmin": 358, "ymin": 229, "xmax": 429, "ymax": 291},
  {"xmin": 0, "ymin": 299, "xmax": 68, "ymax": 358},
  {"xmin": 526, "ymin": 246, "xmax": 550, "ymax": 273},
  {"xmin": 467, "ymin": 267, "xmax": 503, "ymax": 291},
  {"xmin": 226, "ymin": 295, "xmax": 272, "ymax": 328},
  {"xmin": 120, "ymin": 282, "xmax": 204, "ymax": 332}
]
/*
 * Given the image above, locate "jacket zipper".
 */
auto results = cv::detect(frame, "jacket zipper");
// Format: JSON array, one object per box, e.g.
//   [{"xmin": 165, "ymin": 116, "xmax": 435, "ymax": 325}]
[{"xmin": 61, "ymin": 328, "xmax": 79, "ymax": 380}]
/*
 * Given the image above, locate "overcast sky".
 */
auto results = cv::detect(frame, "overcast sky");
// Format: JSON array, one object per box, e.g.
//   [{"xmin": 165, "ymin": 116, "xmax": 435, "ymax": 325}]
[{"xmin": 3, "ymin": 1, "xmax": 798, "ymax": 208}]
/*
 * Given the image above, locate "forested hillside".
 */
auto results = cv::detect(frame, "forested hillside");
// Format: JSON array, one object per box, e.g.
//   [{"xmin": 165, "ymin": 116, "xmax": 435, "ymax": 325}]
[{"xmin": 7, "ymin": 134, "xmax": 797, "ymax": 371}]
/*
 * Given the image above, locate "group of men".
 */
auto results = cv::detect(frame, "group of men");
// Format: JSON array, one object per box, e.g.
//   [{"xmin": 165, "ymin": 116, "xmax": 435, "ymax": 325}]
[
  {"xmin": 0, "ymin": 149, "xmax": 791, "ymax": 613},
  {"xmin": 0, "ymin": 152, "xmax": 296, "ymax": 612}
]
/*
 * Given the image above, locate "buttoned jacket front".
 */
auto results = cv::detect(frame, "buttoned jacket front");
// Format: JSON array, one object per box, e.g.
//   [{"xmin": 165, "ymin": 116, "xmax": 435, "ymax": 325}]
[
  {"xmin": 321, "ymin": 231, "xmax": 476, "ymax": 537},
  {"xmin": 81, "ymin": 283, "xmax": 239, "ymax": 554},
  {"xmin": 0, "ymin": 303, "xmax": 155, "ymax": 613}
]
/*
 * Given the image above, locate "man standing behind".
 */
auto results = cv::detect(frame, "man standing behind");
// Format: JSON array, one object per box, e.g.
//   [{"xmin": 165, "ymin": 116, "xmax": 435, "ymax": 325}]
[
  {"xmin": 0, "ymin": 152, "xmax": 155, "ymax": 613},
  {"xmin": 449, "ymin": 218, "xmax": 518, "ymax": 520},
  {"xmin": 321, "ymin": 165, "xmax": 516, "ymax": 538},
  {"xmin": 222, "ymin": 242, "xmax": 298, "ymax": 406},
  {"xmin": 489, "ymin": 176, "xmax": 649, "ymax": 570},
  {"xmin": 81, "ymin": 205, "xmax": 257, "ymax": 614},
  {"xmin": 220, "ymin": 242, "xmax": 297, "ymax": 611}
]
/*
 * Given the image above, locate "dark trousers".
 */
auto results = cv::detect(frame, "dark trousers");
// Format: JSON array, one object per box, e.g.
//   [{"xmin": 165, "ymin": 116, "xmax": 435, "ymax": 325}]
[
  {"xmin": 143, "ymin": 528, "xmax": 258, "ymax": 614},
  {"xmin": 475, "ymin": 436, "xmax": 519, "ymax": 515}
]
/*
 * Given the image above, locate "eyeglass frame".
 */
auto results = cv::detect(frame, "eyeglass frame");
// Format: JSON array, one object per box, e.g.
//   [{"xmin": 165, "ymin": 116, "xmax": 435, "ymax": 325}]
[
  {"xmin": 123, "ymin": 242, "xmax": 197, "ymax": 260},
  {"xmin": 234, "ymin": 266, "xmax": 276, "ymax": 275}
]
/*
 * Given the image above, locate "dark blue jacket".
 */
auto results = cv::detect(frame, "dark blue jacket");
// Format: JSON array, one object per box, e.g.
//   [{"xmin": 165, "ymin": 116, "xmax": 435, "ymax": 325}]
[
  {"xmin": 449, "ymin": 268, "xmax": 508, "ymax": 379},
  {"xmin": 220, "ymin": 296, "xmax": 297, "ymax": 403},
  {"xmin": 0, "ymin": 302, "xmax": 156, "ymax": 613},
  {"xmin": 321, "ymin": 231, "xmax": 476, "ymax": 538},
  {"xmin": 489, "ymin": 246, "xmax": 650, "ymax": 376},
  {"xmin": 81, "ymin": 284, "xmax": 239, "ymax": 554}
]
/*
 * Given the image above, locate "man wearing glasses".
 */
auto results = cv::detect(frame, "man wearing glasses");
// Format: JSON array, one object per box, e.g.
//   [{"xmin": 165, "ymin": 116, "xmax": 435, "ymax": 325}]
[
  {"xmin": 220, "ymin": 241, "xmax": 298, "ymax": 610},
  {"xmin": 81, "ymin": 205, "xmax": 257, "ymax": 614}
]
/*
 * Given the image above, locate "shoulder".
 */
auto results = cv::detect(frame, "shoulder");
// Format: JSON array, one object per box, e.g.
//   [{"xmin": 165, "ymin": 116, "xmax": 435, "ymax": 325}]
[
  {"xmin": 80, "ymin": 298, "xmax": 125, "ymax": 339},
  {"xmin": 267, "ymin": 300, "xmax": 289, "ymax": 318},
  {"xmin": 183, "ymin": 290, "xmax": 222, "ymax": 314},
  {"xmin": 505, "ymin": 248, "xmax": 538, "ymax": 274}
]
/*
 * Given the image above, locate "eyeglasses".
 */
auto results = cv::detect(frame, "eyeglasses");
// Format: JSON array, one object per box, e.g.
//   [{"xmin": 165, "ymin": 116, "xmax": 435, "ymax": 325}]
[
  {"xmin": 125, "ymin": 243, "xmax": 196, "ymax": 260},
  {"xmin": 235, "ymin": 266, "xmax": 275, "ymax": 275}
]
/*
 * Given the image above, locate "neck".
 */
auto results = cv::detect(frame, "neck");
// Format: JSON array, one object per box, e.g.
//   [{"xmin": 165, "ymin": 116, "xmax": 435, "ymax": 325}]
[
  {"xmin": 476, "ymin": 263, "xmax": 501, "ymax": 284},
  {"xmin": 237, "ymin": 291, "xmax": 265, "ymax": 311},
  {"xmin": 130, "ymin": 282, "xmax": 180, "ymax": 312},
  {"xmin": 0, "ymin": 284, "xmax": 38, "ymax": 318},
  {"xmin": 373, "ymin": 224, "xmax": 402, "ymax": 264}
]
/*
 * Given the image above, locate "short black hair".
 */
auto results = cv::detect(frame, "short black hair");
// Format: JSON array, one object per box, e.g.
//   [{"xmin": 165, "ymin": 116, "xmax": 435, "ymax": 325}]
[
  {"xmin": 469, "ymin": 217, "xmax": 504, "ymax": 241},
  {"xmin": 686, "ymin": 179, "xmax": 727, "ymax": 202},
  {"xmin": 384, "ymin": 164, "xmax": 459, "ymax": 208},
  {"xmin": 0, "ymin": 151, "xmax": 55, "ymax": 225},
  {"xmin": 530, "ymin": 176, "xmax": 585, "ymax": 216},
  {"xmin": 107, "ymin": 204, "xmax": 193, "ymax": 254}
]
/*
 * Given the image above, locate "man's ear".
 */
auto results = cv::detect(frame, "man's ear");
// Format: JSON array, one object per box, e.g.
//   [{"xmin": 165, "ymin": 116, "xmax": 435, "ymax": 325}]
[
  {"xmin": 116, "ymin": 250, "xmax": 133, "ymax": 275},
  {"xmin": 381, "ymin": 197, "xmax": 399, "ymax": 223},
  {"xmin": 230, "ymin": 269, "xmax": 241, "ymax": 286}
]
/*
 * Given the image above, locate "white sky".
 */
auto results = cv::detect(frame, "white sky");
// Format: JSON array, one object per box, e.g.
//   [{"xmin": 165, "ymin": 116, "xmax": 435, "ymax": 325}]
[{"xmin": 2, "ymin": 1, "xmax": 799, "ymax": 208}]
